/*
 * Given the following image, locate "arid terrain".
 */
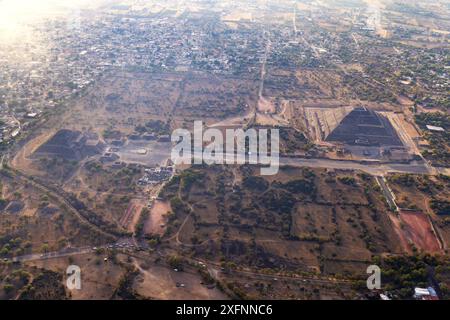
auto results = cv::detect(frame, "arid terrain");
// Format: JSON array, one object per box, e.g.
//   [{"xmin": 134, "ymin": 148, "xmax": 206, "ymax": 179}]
[{"xmin": 0, "ymin": 0, "xmax": 449, "ymax": 300}]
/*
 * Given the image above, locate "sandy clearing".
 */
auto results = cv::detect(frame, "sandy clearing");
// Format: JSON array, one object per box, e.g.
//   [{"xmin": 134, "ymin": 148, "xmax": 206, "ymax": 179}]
[
  {"xmin": 399, "ymin": 210, "xmax": 441, "ymax": 253},
  {"xmin": 144, "ymin": 200, "xmax": 171, "ymax": 236}
]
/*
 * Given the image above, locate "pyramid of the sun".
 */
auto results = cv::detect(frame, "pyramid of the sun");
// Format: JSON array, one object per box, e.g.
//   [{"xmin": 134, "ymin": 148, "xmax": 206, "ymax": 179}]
[{"xmin": 325, "ymin": 107, "xmax": 403, "ymax": 146}]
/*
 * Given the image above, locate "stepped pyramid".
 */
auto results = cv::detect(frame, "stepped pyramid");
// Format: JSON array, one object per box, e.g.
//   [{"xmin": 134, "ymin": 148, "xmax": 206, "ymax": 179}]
[
  {"xmin": 317, "ymin": 106, "xmax": 354, "ymax": 137},
  {"xmin": 325, "ymin": 107, "xmax": 403, "ymax": 146}
]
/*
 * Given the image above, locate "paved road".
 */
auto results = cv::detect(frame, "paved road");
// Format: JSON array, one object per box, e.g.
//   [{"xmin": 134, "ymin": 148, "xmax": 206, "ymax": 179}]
[
  {"xmin": 197, "ymin": 153, "xmax": 432, "ymax": 176},
  {"xmin": 174, "ymin": 252, "xmax": 353, "ymax": 286},
  {"xmin": 9, "ymin": 241, "xmax": 355, "ymax": 288},
  {"xmin": 281, "ymin": 157, "xmax": 431, "ymax": 175},
  {"xmin": 10, "ymin": 238, "xmax": 137, "ymax": 263},
  {"xmin": 12, "ymin": 247, "xmax": 94, "ymax": 263},
  {"xmin": 258, "ymin": 34, "xmax": 270, "ymax": 100},
  {"xmin": 292, "ymin": 5, "xmax": 297, "ymax": 34}
]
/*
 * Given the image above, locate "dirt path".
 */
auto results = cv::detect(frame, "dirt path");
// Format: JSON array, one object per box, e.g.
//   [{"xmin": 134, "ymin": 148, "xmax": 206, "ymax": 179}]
[{"xmin": 423, "ymin": 198, "xmax": 446, "ymax": 251}]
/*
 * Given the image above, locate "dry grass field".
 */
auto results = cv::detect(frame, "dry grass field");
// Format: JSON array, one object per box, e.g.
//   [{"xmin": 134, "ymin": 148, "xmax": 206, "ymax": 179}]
[
  {"xmin": 387, "ymin": 173, "xmax": 450, "ymax": 251},
  {"xmin": 159, "ymin": 165, "xmax": 406, "ymax": 277}
]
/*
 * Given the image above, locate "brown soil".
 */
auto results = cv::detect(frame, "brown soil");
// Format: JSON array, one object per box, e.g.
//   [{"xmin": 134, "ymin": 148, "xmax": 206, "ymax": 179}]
[
  {"xmin": 399, "ymin": 210, "xmax": 441, "ymax": 253},
  {"xmin": 144, "ymin": 200, "xmax": 171, "ymax": 236}
]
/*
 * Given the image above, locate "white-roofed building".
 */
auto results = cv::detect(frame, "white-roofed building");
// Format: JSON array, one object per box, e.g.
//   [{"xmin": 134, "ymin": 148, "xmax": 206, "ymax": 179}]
[{"xmin": 426, "ymin": 125, "xmax": 445, "ymax": 132}]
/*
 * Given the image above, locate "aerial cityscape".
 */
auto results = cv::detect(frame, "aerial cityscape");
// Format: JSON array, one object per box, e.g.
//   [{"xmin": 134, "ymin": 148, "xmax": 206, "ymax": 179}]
[{"xmin": 0, "ymin": 0, "xmax": 449, "ymax": 303}]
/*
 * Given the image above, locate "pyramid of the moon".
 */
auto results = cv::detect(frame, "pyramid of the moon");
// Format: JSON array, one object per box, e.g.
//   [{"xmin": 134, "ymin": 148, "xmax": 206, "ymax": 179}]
[{"xmin": 325, "ymin": 107, "xmax": 403, "ymax": 146}]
